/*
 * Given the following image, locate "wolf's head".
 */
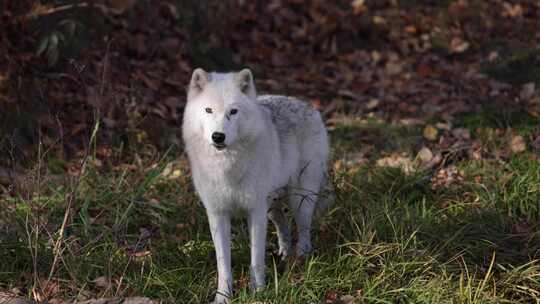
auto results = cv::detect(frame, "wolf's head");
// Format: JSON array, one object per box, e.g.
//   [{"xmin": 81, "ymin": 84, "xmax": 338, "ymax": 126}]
[{"xmin": 182, "ymin": 68, "xmax": 263, "ymax": 151}]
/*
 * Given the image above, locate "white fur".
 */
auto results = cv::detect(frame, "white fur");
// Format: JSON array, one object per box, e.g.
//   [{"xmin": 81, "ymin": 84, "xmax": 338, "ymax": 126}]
[{"xmin": 182, "ymin": 68, "xmax": 332, "ymax": 304}]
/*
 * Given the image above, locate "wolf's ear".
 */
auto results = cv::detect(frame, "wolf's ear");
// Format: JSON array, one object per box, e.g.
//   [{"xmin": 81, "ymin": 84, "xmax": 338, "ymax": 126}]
[
  {"xmin": 236, "ymin": 68, "xmax": 256, "ymax": 98},
  {"xmin": 188, "ymin": 68, "xmax": 209, "ymax": 99}
]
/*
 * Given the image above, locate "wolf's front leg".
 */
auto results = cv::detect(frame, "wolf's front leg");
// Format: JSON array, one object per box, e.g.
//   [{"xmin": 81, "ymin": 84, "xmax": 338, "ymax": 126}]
[
  {"xmin": 207, "ymin": 212, "xmax": 232, "ymax": 304},
  {"xmin": 248, "ymin": 207, "xmax": 268, "ymax": 291}
]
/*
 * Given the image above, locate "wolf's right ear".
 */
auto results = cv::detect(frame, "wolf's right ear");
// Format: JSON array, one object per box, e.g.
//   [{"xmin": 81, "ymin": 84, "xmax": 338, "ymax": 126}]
[
  {"xmin": 188, "ymin": 68, "xmax": 209, "ymax": 99},
  {"xmin": 236, "ymin": 68, "xmax": 256, "ymax": 98}
]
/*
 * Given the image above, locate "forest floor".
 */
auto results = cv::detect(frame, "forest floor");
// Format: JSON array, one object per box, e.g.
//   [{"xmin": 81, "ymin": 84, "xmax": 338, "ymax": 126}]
[{"xmin": 1, "ymin": 1, "xmax": 540, "ymax": 303}]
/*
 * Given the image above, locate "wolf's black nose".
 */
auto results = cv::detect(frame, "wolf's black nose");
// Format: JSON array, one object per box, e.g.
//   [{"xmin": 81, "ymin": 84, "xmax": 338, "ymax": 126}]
[{"xmin": 212, "ymin": 132, "xmax": 226, "ymax": 144}]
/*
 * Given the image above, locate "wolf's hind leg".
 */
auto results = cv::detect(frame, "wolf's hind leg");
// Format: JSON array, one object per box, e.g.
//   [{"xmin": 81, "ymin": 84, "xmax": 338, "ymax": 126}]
[
  {"xmin": 268, "ymin": 206, "xmax": 292, "ymax": 259},
  {"xmin": 289, "ymin": 190, "xmax": 316, "ymax": 256},
  {"xmin": 289, "ymin": 182, "xmax": 321, "ymax": 257}
]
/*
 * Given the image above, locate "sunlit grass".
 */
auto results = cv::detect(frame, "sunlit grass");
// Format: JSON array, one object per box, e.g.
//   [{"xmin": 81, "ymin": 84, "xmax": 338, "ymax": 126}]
[{"xmin": 0, "ymin": 118, "xmax": 539, "ymax": 303}]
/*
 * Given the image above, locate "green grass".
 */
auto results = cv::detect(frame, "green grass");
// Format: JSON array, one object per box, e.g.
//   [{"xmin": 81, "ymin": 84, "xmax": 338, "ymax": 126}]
[
  {"xmin": 483, "ymin": 49, "xmax": 540, "ymax": 85},
  {"xmin": 1, "ymin": 119, "xmax": 539, "ymax": 303},
  {"xmin": 456, "ymin": 105, "xmax": 540, "ymax": 135},
  {"xmin": 331, "ymin": 118, "xmax": 423, "ymax": 158}
]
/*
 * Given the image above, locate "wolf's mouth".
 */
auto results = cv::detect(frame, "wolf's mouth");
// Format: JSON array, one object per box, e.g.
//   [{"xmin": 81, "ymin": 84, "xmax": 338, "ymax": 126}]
[{"xmin": 212, "ymin": 143, "xmax": 227, "ymax": 150}]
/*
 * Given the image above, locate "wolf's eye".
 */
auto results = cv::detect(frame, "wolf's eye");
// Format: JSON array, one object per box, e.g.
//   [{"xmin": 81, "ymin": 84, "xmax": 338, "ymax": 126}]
[
  {"xmin": 205, "ymin": 108, "xmax": 213, "ymax": 114},
  {"xmin": 230, "ymin": 109, "xmax": 238, "ymax": 115}
]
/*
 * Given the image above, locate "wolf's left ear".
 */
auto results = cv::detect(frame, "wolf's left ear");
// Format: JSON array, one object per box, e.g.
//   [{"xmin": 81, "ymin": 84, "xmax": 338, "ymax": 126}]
[
  {"xmin": 188, "ymin": 68, "xmax": 209, "ymax": 100},
  {"xmin": 236, "ymin": 68, "xmax": 256, "ymax": 98}
]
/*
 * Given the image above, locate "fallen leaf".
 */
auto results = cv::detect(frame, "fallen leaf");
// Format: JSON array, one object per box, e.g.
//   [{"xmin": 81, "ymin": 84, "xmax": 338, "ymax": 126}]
[
  {"xmin": 92, "ymin": 276, "xmax": 111, "ymax": 289},
  {"xmin": 436, "ymin": 122, "xmax": 452, "ymax": 131},
  {"xmin": 339, "ymin": 295, "xmax": 356, "ymax": 304},
  {"xmin": 423, "ymin": 124, "xmax": 438, "ymax": 141},
  {"xmin": 431, "ymin": 165, "xmax": 465, "ymax": 189},
  {"xmin": 528, "ymin": 96, "xmax": 540, "ymax": 118},
  {"xmin": 532, "ymin": 135, "xmax": 540, "ymax": 151},
  {"xmin": 400, "ymin": 118, "xmax": 425, "ymax": 126},
  {"xmin": 373, "ymin": 15, "xmax": 386, "ymax": 25},
  {"xmin": 503, "ymin": 3, "xmax": 523, "ymax": 18},
  {"xmin": 351, "ymin": 0, "xmax": 366, "ymax": 14},
  {"xmin": 450, "ymin": 37, "xmax": 470, "ymax": 53},
  {"xmin": 343, "ymin": 152, "xmax": 369, "ymax": 169},
  {"xmin": 417, "ymin": 147, "xmax": 442, "ymax": 169},
  {"xmin": 366, "ymin": 98, "xmax": 380, "ymax": 109},
  {"xmin": 417, "ymin": 146, "xmax": 433, "ymax": 163},
  {"xmin": 385, "ymin": 61, "xmax": 402, "ymax": 75},
  {"xmin": 487, "ymin": 51, "xmax": 498, "ymax": 61},
  {"xmin": 451, "ymin": 128, "xmax": 471, "ymax": 140},
  {"xmin": 510, "ymin": 135, "xmax": 526, "ymax": 153},
  {"xmin": 520, "ymin": 83, "xmax": 535, "ymax": 100},
  {"xmin": 376, "ymin": 153, "xmax": 414, "ymax": 174},
  {"xmin": 405, "ymin": 25, "xmax": 417, "ymax": 34},
  {"xmin": 371, "ymin": 51, "xmax": 382, "ymax": 63},
  {"xmin": 134, "ymin": 250, "xmax": 151, "ymax": 258}
]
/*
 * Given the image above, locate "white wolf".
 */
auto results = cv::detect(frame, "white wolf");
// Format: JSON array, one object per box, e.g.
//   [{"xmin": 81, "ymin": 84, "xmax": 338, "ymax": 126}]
[{"xmin": 182, "ymin": 68, "xmax": 332, "ymax": 304}]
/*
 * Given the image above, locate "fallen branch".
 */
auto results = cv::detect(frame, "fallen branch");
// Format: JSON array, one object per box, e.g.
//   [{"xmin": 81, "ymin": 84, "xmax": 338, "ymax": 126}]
[
  {"xmin": 20, "ymin": 0, "xmax": 138, "ymax": 21},
  {"xmin": 0, "ymin": 293, "xmax": 156, "ymax": 304}
]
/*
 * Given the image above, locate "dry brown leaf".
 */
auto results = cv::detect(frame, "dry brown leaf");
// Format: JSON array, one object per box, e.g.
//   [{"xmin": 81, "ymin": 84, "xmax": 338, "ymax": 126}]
[
  {"xmin": 371, "ymin": 51, "xmax": 382, "ymax": 63},
  {"xmin": 373, "ymin": 15, "xmax": 386, "ymax": 25},
  {"xmin": 417, "ymin": 147, "xmax": 433, "ymax": 163},
  {"xmin": 423, "ymin": 124, "xmax": 438, "ymax": 141},
  {"xmin": 339, "ymin": 295, "xmax": 356, "ymax": 304},
  {"xmin": 92, "ymin": 276, "xmax": 111, "ymax": 289},
  {"xmin": 520, "ymin": 83, "xmax": 535, "ymax": 100},
  {"xmin": 451, "ymin": 128, "xmax": 471, "ymax": 140},
  {"xmin": 431, "ymin": 165, "xmax": 465, "ymax": 189},
  {"xmin": 503, "ymin": 3, "xmax": 523, "ymax": 18},
  {"xmin": 405, "ymin": 25, "xmax": 417, "ymax": 34},
  {"xmin": 417, "ymin": 147, "xmax": 442, "ymax": 169},
  {"xmin": 400, "ymin": 118, "xmax": 425, "ymax": 126},
  {"xmin": 510, "ymin": 135, "xmax": 526, "ymax": 153},
  {"xmin": 487, "ymin": 51, "xmax": 499, "ymax": 62},
  {"xmin": 436, "ymin": 122, "xmax": 452, "ymax": 131},
  {"xmin": 385, "ymin": 62, "xmax": 403, "ymax": 75},
  {"xmin": 376, "ymin": 153, "xmax": 414, "ymax": 174},
  {"xmin": 532, "ymin": 135, "xmax": 540, "ymax": 151},
  {"xmin": 366, "ymin": 98, "xmax": 380, "ymax": 109},
  {"xmin": 450, "ymin": 37, "xmax": 470, "ymax": 53},
  {"xmin": 351, "ymin": 0, "xmax": 366, "ymax": 14}
]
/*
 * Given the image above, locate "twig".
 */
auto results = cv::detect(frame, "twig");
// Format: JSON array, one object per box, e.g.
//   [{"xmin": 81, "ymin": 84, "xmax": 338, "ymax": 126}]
[{"xmin": 21, "ymin": 2, "xmax": 109, "ymax": 20}]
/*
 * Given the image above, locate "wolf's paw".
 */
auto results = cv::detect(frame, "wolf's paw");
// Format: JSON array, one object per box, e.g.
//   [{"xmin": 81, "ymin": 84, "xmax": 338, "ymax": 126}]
[
  {"xmin": 278, "ymin": 244, "xmax": 292, "ymax": 260},
  {"xmin": 211, "ymin": 294, "xmax": 230, "ymax": 304},
  {"xmin": 211, "ymin": 290, "xmax": 231, "ymax": 304},
  {"xmin": 277, "ymin": 234, "xmax": 292, "ymax": 260}
]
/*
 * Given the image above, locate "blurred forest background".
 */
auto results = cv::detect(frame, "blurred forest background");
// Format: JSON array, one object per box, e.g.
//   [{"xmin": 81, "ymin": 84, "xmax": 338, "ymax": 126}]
[
  {"xmin": 0, "ymin": 0, "xmax": 539, "ymax": 303},
  {"xmin": 1, "ymin": 0, "xmax": 539, "ymax": 167}
]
